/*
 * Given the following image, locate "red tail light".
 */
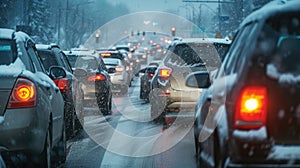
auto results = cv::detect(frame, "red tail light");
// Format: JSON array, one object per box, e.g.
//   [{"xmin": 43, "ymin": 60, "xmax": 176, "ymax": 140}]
[
  {"xmin": 88, "ymin": 74, "xmax": 106, "ymax": 81},
  {"xmin": 7, "ymin": 78, "xmax": 37, "ymax": 108},
  {"xmin": 115, "ymin": 66, "xmax": 124, "ymax": 72},
  {"xmin": 234, "ymin": 86, "xmax": 267, "ymax": 129},
  {"xmin": 147, "ymin": 73, "xmax": 154, "ymax": 78},
  {"xmin": 53, "ymin": 78, "xmax": 70, "ymax": 93},
  {"xmin": 158, "ymin": 67, "xmax": 172, "ymax": 79}
]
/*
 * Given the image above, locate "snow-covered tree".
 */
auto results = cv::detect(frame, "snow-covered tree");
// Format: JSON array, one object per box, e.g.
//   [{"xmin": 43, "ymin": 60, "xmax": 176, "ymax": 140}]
[{"xmin": 29, "ymin": 0, "xmax": 55, "ymax": 43}]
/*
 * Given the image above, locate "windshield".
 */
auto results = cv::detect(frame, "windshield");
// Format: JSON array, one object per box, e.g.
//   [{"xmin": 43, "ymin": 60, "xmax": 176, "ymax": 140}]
[
  {"xmin": 75, "ymin": 56, "xmax": 99, "ymax": 70},
  {"xmin": 103, "ymin": 58, "xmax": 121, "ymax": 66}
]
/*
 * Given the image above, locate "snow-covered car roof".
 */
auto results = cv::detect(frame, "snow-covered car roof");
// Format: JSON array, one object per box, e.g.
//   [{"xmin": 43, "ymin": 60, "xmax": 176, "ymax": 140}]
[
  {"xmin": 0, "ymin": 28, "xmax": 14, "ymax": 40},
  {"xmin": 171, "ymin": 37, "xmax": 231, "ymax": 46},
  {"xmin": 241, "ymin": 0, "xmax": 300, "ymax": 27}
]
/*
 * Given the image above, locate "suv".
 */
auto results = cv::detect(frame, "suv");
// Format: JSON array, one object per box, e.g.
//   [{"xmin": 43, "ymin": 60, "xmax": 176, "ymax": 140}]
[
  {"xmin": 186, "ymin": 0, "xmax": 300, "ymax": 167},
  {"xmin": 0, "ymin": 28, "xmax": 66, "ymax": 167},
  {"xmin": 150, "ymin": 38, "xmax": 231, "ymax": 122},
  {"xmin": 36, "ymin": 44, "xmax": 84, "ymax": 139}
]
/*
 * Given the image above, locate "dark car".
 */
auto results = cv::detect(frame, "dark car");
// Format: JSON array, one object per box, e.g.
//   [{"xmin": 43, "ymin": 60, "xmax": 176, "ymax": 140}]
[
  {"xmin": 36, "ymin": 44, "xmax": 84, "ymax": 139},
  {"xmin": 186, "ymin": 1, "xmax": 300, "ymax": 167},
  {"xmin": 0, "ymin": 28, "xmax": 66, "ymax": 167},
  {"xmin": 65, "ymin": 50, "xmax": 112, "ymax": 115},
  {"xmin": 139, "ymin": 64, "xmax": 159, "ymax": 102},
  {"xmin": 150, "ymin": 38, "xmax": 231, "ymax": 123}
]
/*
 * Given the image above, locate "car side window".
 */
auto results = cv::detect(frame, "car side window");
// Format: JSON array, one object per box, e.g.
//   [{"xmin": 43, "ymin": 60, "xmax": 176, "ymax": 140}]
[
  {"xmin": 216, "ymin": 24, "xmax": 254, "ymax": 78},
  {"xmin": 26, "ymin": 42, "xmax": 45, "ymax": 73},
  {"xmin": 58, "ymin": 51, "xmax": 72, "ymax": 72}
]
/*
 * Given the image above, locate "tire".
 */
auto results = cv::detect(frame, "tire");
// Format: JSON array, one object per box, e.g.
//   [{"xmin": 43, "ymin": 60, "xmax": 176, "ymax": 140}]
[
  {"xmin": 32, "ymin": 129, "xmax": 52, "ymax": 168},
  {"xmin": 100, "ymin": 96, "xmax": 112, "ymax": 115},
  {"xmin": 75, "ymin": 102, "xmax": 84, "ymax": 131},
  {"xmin": 149, "ymin": 89, "xmax": 167, "ymax": 123},
  {"xmin": 214, "ymin": 132, "xmax": 225, "ymax": 168},
  {"xmin": 52, "ymin": 123, "xmax": 67, "ymax": 166},
  {"xmin": 66, "ymin": 109, "xmax": 75, "ymax": 140}
]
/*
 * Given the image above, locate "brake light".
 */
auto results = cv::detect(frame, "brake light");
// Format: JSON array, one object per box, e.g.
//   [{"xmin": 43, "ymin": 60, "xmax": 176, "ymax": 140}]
[
  {"xmin": 88, "ymin": 74, "xmax": 106, "ymax": 81},
  {"xmin": 147, "ymin": 73, "xmax": 154, "ymax": 78},
  {"xmin": 159, "ymin": 67, "xmax": 172, "ymax": 79},
  {"xmin": 7, "ymin": 78, "xmax": 37, "ymax": 108},
  {"xmin": 234, "ymin": 86, "xmax": 267, "ymax": 129},
  {"xmin": 115, "ymin": 66, "xmax": 124, "ymax": 72},
  {"xmin": 53, "ymin": 78, "xmax": 70, "ymax": 93}
]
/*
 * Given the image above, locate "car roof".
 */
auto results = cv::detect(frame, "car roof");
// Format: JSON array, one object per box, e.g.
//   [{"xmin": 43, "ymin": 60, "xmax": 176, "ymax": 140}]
[
  {"xmin": 0, "ymin": 28, "xmax": 31, "ymax": 43},
  {"xmin": 172, "ymin": 37, "xmax": 231, "ymax": 46},
  {"xmin": 0, "ymin": 28, "xmax": 14, "ymax": 40},
  {"xmin": 36, "ymin": 44, "xmax": 60, "ymax": 50},
  {"xmin": 64, "ymin": 50, "xmax": 98, "ymax": 56},
  {"xmin": 241, "ymin": 0, "xmax": 300, "ymax": 27}
]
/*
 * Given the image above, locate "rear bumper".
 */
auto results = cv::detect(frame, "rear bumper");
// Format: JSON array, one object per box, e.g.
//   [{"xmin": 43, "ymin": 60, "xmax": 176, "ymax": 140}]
[
  {"xmin": 0, "ymin": 108, "xmax": 47, "ymax": 153},
  {"xmin": 160, "ymin": 87, "xmax": 200, "ymax": 111}
]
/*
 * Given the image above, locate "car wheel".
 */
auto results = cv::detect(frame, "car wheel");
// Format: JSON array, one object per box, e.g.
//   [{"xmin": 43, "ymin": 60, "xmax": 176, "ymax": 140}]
[
  {"xmin": 75, "ymin": 101, "xmax": 84, "ymax": 131},
  {"xmin": 66, "ymin": 109, "xmax": 75, "ymax": 139},
  {"xmin": 213, "ymin": 131, "xmax": 225, "ymax": 168},
  {"xmin": 149, "ymin": 88, "xmax": 167, "ymax": 122},
  {"xmin": 52, "ymin": 123, "xmax": 66, "ymax": 166},
  {"xmin": 100, "ymin": 96, "xmax": 112, "ymax": 115},
  {"xmin": 33, "ymin": 129, "xmax": 52, "ymax": 168}
]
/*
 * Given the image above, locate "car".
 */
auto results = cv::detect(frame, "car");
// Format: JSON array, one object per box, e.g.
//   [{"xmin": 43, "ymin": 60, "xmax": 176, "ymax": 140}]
[
  {"xmin": 0, "ymin": 28, "xmax": 66, "ymax": 167},
  {"xmin": 36, "ymin": 44, "xmax": 84, "ymax": 139},
  {"xmin": 150, "ymin": 37, "xmax": 231, "ymax": 123},
  {"xmin": 186, "ymin": 1, "xmax": 300, "ymax": 167},
  {"xmin": 134, "ymin": 50, "xmax": 148, "ymax": 65},
  {"xmin": 139, "ymin": 64, "xmax": 159, "ymax": 102},
  {"xmin": 100, "ymin": 50, "xmax": 131, "ymax": 94},
  {"xmin": 65, "ymin": 50, "xmax": 113, "ymax": 115}
]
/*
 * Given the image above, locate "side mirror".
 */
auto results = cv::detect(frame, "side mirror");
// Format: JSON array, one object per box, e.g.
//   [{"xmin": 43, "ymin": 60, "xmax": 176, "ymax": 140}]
[
  {"xmin": 49, "ymin": 66, "xmax": 66, "ymax": 79},
  {"xmin": 186, "ymin": 71, "xmax": 210, "ymax": 88},
  {"xmin": 73, "ymin": 68, "xmax": 87, "ymax": 78}
]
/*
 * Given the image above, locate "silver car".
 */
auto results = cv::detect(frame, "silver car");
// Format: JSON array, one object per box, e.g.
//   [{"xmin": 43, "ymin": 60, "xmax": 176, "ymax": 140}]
[{"xmin": 0, "ymin": 28, "xmax": 66, "ymax": 167}]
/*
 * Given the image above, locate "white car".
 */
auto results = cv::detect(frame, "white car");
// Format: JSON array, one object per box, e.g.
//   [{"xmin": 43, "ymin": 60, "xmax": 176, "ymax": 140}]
[{"xmin": 103, "ymin": 58, "xmax": 130, "ymax": 94}]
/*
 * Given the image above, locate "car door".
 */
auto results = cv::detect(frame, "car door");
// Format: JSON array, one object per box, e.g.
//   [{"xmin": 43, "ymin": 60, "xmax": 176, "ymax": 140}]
[{"xmin": 27, "ymin": 41, "xmax": 64, "ymax": 141}]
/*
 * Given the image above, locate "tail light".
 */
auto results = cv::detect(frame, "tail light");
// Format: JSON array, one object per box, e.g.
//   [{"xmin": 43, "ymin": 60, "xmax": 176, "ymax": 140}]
[
  {"xmin": 115, "ymin": 66, "xmax": 124, "ymax": 72},
  {"xmin": 147, "ymin": 73, "xmax": 154, "ymax": 78},
  {"xmin": 53, "ymin": 78, "xmax": 70, "ymax": 93},
  {"xmin": 234, "ymin": 86, "xmax": 267, "ymax": 129},
  {"xmin": 158, "ymin": 67, "xmax": 172, "ymax": 79},
  {"xmin": 88, "ymin": 74, "xmax": 106, "ymax": 81},
  {"xmin": 7, "ymin": 78, "xmax": 37, "ymax": 108}
]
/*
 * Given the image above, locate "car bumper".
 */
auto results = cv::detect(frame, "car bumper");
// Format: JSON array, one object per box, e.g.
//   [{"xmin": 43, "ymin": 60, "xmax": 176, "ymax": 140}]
[
  {"xmin": 162, "ymin": 88, "xmax": 201, "ymax": 111},
  {"xmin": 0, "ymin": 108, "xmax": 47, "ymax": 153},
  {"xmin": 110, "ymin": 75, "xmax": 127, "ymax": 85}
]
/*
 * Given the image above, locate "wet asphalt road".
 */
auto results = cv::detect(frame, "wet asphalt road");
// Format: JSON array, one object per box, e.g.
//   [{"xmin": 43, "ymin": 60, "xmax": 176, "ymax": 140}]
[{"xmin": 64, "ymin": 77, "xmax": 198, "ymax": 168}]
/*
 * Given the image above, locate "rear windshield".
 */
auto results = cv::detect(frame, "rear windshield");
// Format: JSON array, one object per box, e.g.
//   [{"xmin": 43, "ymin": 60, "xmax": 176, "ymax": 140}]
[
  {"xmin": 75, "ymin": 56, "xmax": 99, "ymax": 70},
  {"xmin": 167, "ymin": 43, "xmax": 228, "ymax": 67},
  {"xmin": 258, "ymin": 11, "xmax": 300, "ymax": 74},
  {"xmin": 103, "ymin": 58, "xmax": 121, "ymax": 66},
  {"xmin": 0, "ymin": 40, "xmax": 17, "ymax": 65},
  {"xmin": 37, "ymin": 50, "xmax": 59, "ymax": 72}
]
